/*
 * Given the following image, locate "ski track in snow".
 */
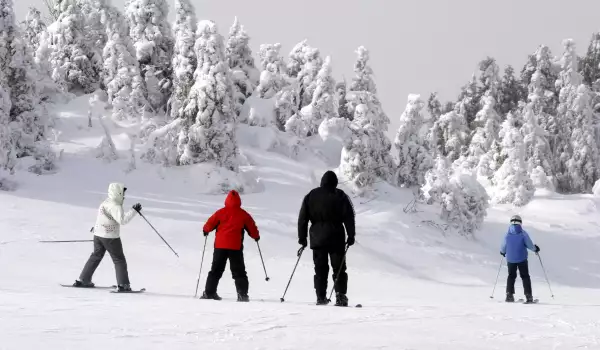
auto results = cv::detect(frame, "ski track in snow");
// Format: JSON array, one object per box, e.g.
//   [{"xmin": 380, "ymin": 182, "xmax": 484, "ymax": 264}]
[{"xmin": 1, "ymin": 95, "xmax": 600, "ymax": 349}]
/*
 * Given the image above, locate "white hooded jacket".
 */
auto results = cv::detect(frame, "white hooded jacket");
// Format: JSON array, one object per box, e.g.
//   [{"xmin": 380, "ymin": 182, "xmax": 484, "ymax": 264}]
[{"xmin": 93, "ymin": 183, "xmax": 137, "ymax": 239}]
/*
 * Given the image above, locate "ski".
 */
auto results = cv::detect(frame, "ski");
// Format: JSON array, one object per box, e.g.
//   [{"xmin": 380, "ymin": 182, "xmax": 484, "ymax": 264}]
[
  {"xmin": 110, "ymin": 288, "xmax": 146, "ymax": 294},
  {"xmin": 199, "ymin": 297, "xmax": 363, "ymax": 307},
  {"xmin": 61, "ymin": 284, "xmax": 117, "ymax": 290},
  {"xmin": 517, "ymin": 298, "xmax": 539, "ymax": 304}
]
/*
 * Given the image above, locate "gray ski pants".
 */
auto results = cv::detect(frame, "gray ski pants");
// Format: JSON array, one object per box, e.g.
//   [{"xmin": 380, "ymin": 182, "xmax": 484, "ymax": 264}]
[{"xmin": 79, "ymin": 236, "xmax": 130, "ymax": 285}]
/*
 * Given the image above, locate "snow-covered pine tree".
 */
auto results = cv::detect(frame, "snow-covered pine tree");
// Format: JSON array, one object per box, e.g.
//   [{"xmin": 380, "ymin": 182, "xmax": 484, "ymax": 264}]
[
  {"xmin": 428, "ymin": 107, "xmax": 469, "ymax": 162},
  {"xmin": 125, "ymin": 0, "xmax": 174, "ymax": 113},
  {"xmin": 296, "ymin": 45, "xmax": 323, "ymax": 109},
  {"xmin": 520, "ymin": 102, "xmax": 555, "ymax": 190},
  {"xmin": 102, "ymin": 6, "xmax": 147, "ymax": 121},
  {"xmin": 287, "ymin": 39, "xmax": 308, "ymax": 79},
  {"xmin": 478, "ymin": 57, "xmax": 501, "ymax": 99},
  {"xmin": 456, "ymin": 74, "xmax": 481, "ymax": 128},
  {"xmin": 47, "ymin": 4, "xmax": 98, "ymax": 92},
  {"xmin": 179, "ymin": 20, "xmax": 237, "ymax": 170},
  {"xmin": 567, "ymin": 83, "xmax": 600, "ymax": 193},
  {"xmin": 581, "ymin": 32, "xmax": 600, "ymax": 88},
  {"xmin": 425, "ymin": 92, "xmax": 443, "ymax": 154},
  {"xmin": 226, "ymin": 17, "xmax": 259, "ymax": 117},
  {"xmin": 255, "ymin": 43, "xmax": 287, "ymax": 99},
  {"xmin": 0, "ymin": 85, "xmax": 16, "ymax": 178},
  {"xmin": 349, "ymin": 46, "xmax": 377, "ymax": 94},
  {"xmin": 21, "ymin": 7, "xmax": 46, "ymax": 54},
  {"xmin": 395, "ymin": 94, "xmax": 432, "ymax": 186},
  {"xmin": 300, "ymin": 56, "xmax": 337, "ymax": 136},
  {"xmin": 492, "ymin": 111, "xmax": 534, "ymax": 206},
  {"xmin": 76, "ymin": 0, "xmax": 110, "ymax": 88},
  {"xmin": 170, "ymin": 0, "xmax": 196, "ymax": 120},
  {"xmin": 465, "ymin": 91, "xmax": 502, "ymax": 177},
  {"xmin": 336, "ymin": 80, "xmax": 352, "ymax": 120},
  {"xmin": 497, "ymin": 65, "xmax": 523, "ymax": 117}
]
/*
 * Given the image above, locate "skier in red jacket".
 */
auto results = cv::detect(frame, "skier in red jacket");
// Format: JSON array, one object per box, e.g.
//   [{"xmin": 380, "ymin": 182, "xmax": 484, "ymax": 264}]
[{"xmin": 200, "ymin": 190, "xmax": 260, "ymax": 302}]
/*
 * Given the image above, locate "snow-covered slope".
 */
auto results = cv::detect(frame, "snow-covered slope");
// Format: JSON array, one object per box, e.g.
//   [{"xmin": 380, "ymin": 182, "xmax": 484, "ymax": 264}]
[{"xmin": 1, "ymin": 96, "xmax": 600, "ymax": 349}]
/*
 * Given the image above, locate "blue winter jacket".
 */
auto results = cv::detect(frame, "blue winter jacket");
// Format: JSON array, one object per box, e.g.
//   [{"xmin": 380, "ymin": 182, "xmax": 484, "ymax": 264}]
[{"xmin": 500, "ymin": 224, "xmax": 535, "ymax": 263}]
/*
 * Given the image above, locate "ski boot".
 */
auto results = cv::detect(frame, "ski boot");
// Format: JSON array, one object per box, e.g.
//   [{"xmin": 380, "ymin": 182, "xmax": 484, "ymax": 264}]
[
  {"xmin": 237, "ymin": 293, "xmax": 250, "ymax": 302},
  {"xmin": 117, "ymin": 284, "xmax": 132, "ymax": 292},
  {"xmin": 200, "ymin": 291, "xmax": 222, "ymax": 300},
  {"xmin": 525, "ymin": 294, "xmax": 534, "ymax": 304},
  {"xmin": 335, "ymin": 293, "xmax": 348, "ymax": 307},
  {"xmin": 73, "ymin": 280, "xmax": 95, "ymax": 288},
  {"xmin": 505, "ymin": 293, "xmax": 515, "ymax": 302},
  {"xmin": 316, "ymin": 293, "xmax": 329, "ymax": 305}
]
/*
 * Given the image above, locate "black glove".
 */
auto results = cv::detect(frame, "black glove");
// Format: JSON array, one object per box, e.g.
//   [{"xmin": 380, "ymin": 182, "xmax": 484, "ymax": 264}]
[
  {"xmin": 90, "ymin": 227, "xmax": 94, "ymax": 233},
  {"xmin": 299, "ymin": 238, "xmax": 307, "ymax": 248},
  {"xmin": 297, "ymin": 246, "xmax": 305, "ymax": 257},
  {"xmin": 255, "ymin": 236, "xmax": 260, "ymax": 242},
  {"xmin": 346, "ymin": 236, "xmax": 355, "ymax": 247},
  {"xmin": 132, "ymin": 203, "xmax": 142, "ymax": 212},
  {"xmin": 534, "ymin": 244, "xmax": 540, "ymax": 253},
  {"xmin": 203, "ymin": 231, "xmax": 209, "ymax": 237},
  {"xmin": 500, "ymin": 252, "xmax": 506, "ymax": 257}
]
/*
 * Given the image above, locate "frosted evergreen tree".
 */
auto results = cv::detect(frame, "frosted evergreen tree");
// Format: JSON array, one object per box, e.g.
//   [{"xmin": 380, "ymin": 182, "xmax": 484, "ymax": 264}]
[
  {"xmin": 226, "ymin": 17, "xmax": 259, "ymax": 117},
  {"xmin": 77, "ymin": 0, "xmax": 110, "ymax": 87},
  {"xmin": 0, "ymin": 85, "xmax": 15, "ymax": 176},
  {"xmin": 296, "ymin": 45, "xmax": 323, "ymax": 109},
  {"xmin": 179, "ymin": 20, "xmax": 237, "ymax": 170},
  {"xmin": 567, "ymin": 84, "xmax": 600, "ymax": 193},
  {"xmin": 336, "ymin": 80, "xmax": 352, "ymax": 120},
  {"xmin": 428, "ymin": 106, "xmax": 469, "ymax": 162},
  {"xmin": 456, "ymin": 74, "xmax": 480, "ymax": 128},
  {"xmin": 102, "ymin": 6, "xmax": 147, "ymax": 120},
  {"xmin": 498, "ymin": 65, "xmax": 522, "ymax": 116},
  {"xmin": 274, "ymin": 86, "xmax": 298, "ymax": 131},
  {"xmin": 170, "ymin": 0, "xmax": 196, "ymax": 120},
  {"xmin": 492, "ymin": 112, "xmax": 535, "ymax": 206},
  {"xmin": 349, "ymin": 46, "xmax": 377, "ymax": 94},
  {"xmin": 287, "ymin": 39, "xmax": 308, "ymax": 78},
  {"xmin": 255, "ymin": 43, "xmax": 287, "ymax": 99},
  {"xmin": 21, "ymin": 7, "xmax": 46, "ymax": 53},
  {"xmin": 581, "ymin": 32, "xmax": 600, "ymax": 88},
  {"xmin": 425, "ymin": 92, "xmax": 443, "ymax": 153},
  {"xmin": 465, "ymin": 92, "xmax": 502, "ymax": 176},
  {"xmin": 300, "ymin": 56, "xmax": 338, "ymax": 136},
  {"xmin": 395, "ymin": 94, "xmax": 432, "ymax": 186},
  {"xmin": 520, "ymin": 102, "xmax": 554, "ymax": 190},
  {"xmin": 125, "ymin": 0, "xmax": 174, "ymax": 113},
  {"xmin": 478, "ymin": 57, "xmax": 501, "ymax": 99}
]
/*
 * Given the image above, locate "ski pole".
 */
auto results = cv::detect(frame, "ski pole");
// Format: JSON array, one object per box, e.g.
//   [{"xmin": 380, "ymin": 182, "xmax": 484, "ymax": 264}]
[
  {"xmin": 137, "ymin": 211, "xmax": 179, "ymax": 258},
  {"xmin": 490, "ymin": 256, "xmax": 504, "ymax": 299},
  {"xmin": 328, "ymin": 245, "xmax": 349, "ymax": 303},
  {"xmin": 194, "ymin": 236, "xmax": 208, "ymax": 298},
  {"xmin": 39, "ymin": 240, "xmax": 93, "ymax": 243},
  {"xmin": 536, "ymin": 252, "xmax": 555, "ymax": 298},
  {"xmin": 280, "ymin": 246, "xmax": 305, "ymax": 302},
  {"xmin": 256, "ymin": 241, "xmax": 270, "ymax": 281}
]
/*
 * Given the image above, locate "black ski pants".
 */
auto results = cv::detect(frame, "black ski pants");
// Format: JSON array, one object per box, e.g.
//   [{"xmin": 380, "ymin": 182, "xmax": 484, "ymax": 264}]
[
  {"xmin": 204, "ymin": 248, "xmax": 249, "ymax": 295},
  {"xmin": 506, "ymin": 260, "xmax": 532, "ymax": 296},
  {"xmin": 313, "ymin": 248, "xmax": 347, "ymax": 298},
  {"xmin": 79, "ymin": 236, "xmax": 130, "ymax": 285}
]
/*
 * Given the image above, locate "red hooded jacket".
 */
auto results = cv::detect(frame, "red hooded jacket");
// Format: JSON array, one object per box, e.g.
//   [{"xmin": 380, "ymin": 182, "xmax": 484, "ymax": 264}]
[{"xmin": 203, "ymin": 190, "xmax": 260, "ymax": 250}]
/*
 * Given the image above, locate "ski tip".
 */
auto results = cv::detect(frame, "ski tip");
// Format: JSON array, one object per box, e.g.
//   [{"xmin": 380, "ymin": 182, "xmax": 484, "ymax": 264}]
[{"xmin": 355, "ymin": 304, "xmax": 362, "ymax": 308}]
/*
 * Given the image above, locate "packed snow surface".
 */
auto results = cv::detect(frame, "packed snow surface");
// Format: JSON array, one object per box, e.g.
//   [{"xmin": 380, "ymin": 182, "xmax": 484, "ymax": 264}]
[{"xmin": 1, "ymin": 96, "xmax": 600, "ymax": 349}]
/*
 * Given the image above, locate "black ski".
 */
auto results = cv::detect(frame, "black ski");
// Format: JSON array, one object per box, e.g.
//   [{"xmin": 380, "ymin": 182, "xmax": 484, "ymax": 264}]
[
  {"xmin": 517, "ymin": 298, "xmax": 539, "ymax": 304},
  {"xmin": 110, "ymin": 288, "xmax": 146, "ymax": 294},
  {"xmin": 61, "ymin": 284, "xmax": 116, "ymax": 290}
]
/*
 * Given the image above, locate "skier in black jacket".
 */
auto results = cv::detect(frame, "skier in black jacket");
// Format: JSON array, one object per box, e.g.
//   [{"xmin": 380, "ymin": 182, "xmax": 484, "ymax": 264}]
[{"xmin": 298, "ymin": 170, "xmax": 356, "ymax": 306}]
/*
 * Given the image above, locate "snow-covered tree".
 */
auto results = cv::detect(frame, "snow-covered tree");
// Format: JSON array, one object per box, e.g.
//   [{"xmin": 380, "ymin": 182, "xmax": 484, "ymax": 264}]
[
  {"xmin": 581, "ymin": 32, "xmax": 600, "ymax": 88},
  {"xmin": 21, "ymin": 7, "xmax": 46, "ymax": 53},
  {"xmin": 287, "ymin": 39, "xmax": 308, "ymax": 78},
  {"xmin": 77, "ymin": 0, "xmax": 110, "ymax": 87},
  {"xmin": 394, "ymin": 94, "xmax": 432, "ymax": 186},
  {"xmin": 125, "ymin": 0, "xmax": 174, "ymax": 113},
  {"xmin": 428, "ymin": 107, "xmax": 469, "ymax": 162},
  {"xmin": 422, "ymin": 156, "xmax": 490, "ymax": 237},
  {"xmin": 456, "ymin": 74, "xmax": 480, "ymax": 128},
  {"xmin": 102, "ymin": 7, "xmax": 147, "ymax": 120},
  {"xmin": 274, "ymin": 86, "xmax": 298, "ymax": 131},
  {"xmin": 336, "ymin": 80, "xmax": 352, "ymax": 120},
  {"xmin": 255, "ymin": 43, "xmax": 287, "ymax": 99},
  {"xmin": 349, "ymin": 46, "xmax": 377, "ymax": 94},
  {"xmin": 520, "ymin": 101, "xmax": 554, "ymax": 189},
  {"xmin": 0, "ymin": 85, "xmax": 15, "ymax": 175},
  {"xmin": 226, "ymin": 17, "xmax": 259, "ymax": 117},
  {"xmin": 299, "ymin": 56, "xmax": 337, "ymax": 136},
  {"xmin": 465, "ymin": 92, "xmax": 502, "ymax": 176},
  {"xmin": 492, "ymin": 112, "xmax": 534, "ymax": 206},
  {"xmin": 179, "ymin": 20, "xmax": 237, "ymax": 170},
  {"xmin": 170, "ymin": 0, "xmax": 196, "ymax": 120},
  {"xmin": 497, "ymin": 65, "xmax": 522, "ymax": 116},
  {"xmin": 47, "ymin": 4, "xmax": 98, "ymax": 92},
  {"xmin": 478, "ymin": 57, "xmax": 501, "ymax": 99},
  {"xmin": 296, "ymin": 45, "xmax": 323, "ymax": 109}
]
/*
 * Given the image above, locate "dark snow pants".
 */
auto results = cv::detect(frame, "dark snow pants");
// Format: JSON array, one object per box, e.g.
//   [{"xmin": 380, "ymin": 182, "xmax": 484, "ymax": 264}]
[
  {"xmin": 506, "ymin": 260, "xmax": 532, "ymax": 296},
  {"xmin": 79, "ymin": 236, "xmax": 130, "ymax": 285},
  {"xmin": 313, "ymin": 248, "xmax": 347, "ymax": 298},
  {"xmin": 204, "ymin": 249, "xmax": 249, "ymax": 295}
]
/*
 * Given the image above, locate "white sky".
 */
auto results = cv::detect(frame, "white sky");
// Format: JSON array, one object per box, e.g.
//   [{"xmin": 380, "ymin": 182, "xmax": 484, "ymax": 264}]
[{"xmin": 15, "ymin": 0, "xmax": 600, "ymax": 139}]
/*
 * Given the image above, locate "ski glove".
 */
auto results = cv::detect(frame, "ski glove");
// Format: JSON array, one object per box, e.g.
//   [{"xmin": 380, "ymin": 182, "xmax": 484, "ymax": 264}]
[
  {"xmin": 534, "ymin": 244, "xmax": 540, "ymax": 253},
  {"xmin": 132, "ymin": 203, "xmax": 142, "ymax": 212},
  {"xmin": 500, "ymin": 252, "xmax": 506, "ymax": 257},
  {"xmin": 299, "ymin": 238, "xmax": 307, "ymax": 248},
  {"xmin": 346, "ymin": 236, "xmax": 355, "ymax": 246},
  {"xmin": 203, "ymin": 231, "xmax": 209, "ymax": 237},
  {"xmin": 255, "ymin": 236, "xmax": 260, "ymax": 242}
]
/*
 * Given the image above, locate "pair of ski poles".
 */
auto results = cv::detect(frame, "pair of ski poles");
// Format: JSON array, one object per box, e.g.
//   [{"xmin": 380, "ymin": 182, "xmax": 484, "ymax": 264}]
[
  {"xmin": 194, "ymin": 236, "xmax": 270, "ymax": 298},
  {"xmin": 490, "ymin": 252, "xmax": 554, "ymax": 299}
]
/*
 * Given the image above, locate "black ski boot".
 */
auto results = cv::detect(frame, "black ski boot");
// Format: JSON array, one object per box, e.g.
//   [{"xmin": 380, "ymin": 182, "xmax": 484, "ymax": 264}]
[
  {"xmin": 117, "ymin": 284, "xmax": 132, "ymax": 292},
  {"xmin": 505, "ymin": 293, "xmax": 515, "ymax": 302},
  {"xmin": 200, "ymin": 291, "xmax": 222, "ymax": 300},
  {"xmin": 335, "ymin": 293, "xmax": 348, "ymax": 307},
  {"xmin": 316, "ymin": 293, "xmax": 329, "ymax": 305},
  {"xmin": 73, "ymin": 280, "xmax": 95, "ymax": 288},
  {"xmin": 525, "ymin": 295, "xmax": 534, "ymax": 303},
  {"xmin": 237, "ymin": 293, "xmax": 249, "ymax": 302}
]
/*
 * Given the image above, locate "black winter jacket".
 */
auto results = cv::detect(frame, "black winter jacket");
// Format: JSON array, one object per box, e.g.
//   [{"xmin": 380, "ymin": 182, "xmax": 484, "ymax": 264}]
[{"xmin": 298, "ymin": 171, "xmax": 356, "ymax": 251}]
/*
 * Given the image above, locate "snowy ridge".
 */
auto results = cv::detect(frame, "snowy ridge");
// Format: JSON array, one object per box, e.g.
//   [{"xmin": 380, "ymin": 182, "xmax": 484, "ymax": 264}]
[{"xmin": 1, "ymin": 95, "xmax": 600, "ymax": 349}]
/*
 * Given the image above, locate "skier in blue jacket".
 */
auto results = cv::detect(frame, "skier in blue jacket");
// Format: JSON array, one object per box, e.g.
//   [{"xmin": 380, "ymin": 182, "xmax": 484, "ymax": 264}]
[{"xmin": 500, "ymin": 215, "xmax": 540, "ymax": 303}]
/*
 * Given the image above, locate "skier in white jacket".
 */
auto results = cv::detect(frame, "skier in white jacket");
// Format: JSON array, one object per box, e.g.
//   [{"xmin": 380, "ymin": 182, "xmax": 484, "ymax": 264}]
[{"xmin": 73, "ymin": 183, "xmax": 142, "ymax": 291}]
